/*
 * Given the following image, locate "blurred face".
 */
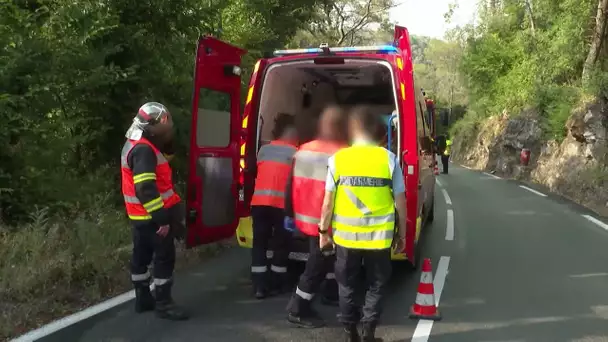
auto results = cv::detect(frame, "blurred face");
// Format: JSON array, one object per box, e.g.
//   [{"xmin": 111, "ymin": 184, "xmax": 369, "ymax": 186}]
[
  {"xmin": 148, "ymin": 112, "xmax": 174, "ymax": 143},
  {"xmin": 282, "ymin": 126, "xmax": 298, "ymax": 142},
  {"xmin": 348, "ymin": 117, "xmax": 362, "ymax": 142}
]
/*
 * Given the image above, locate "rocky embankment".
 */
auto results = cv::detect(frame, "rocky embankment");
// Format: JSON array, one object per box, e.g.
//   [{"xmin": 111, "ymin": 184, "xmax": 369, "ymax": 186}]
[{"xmin": 451, "ymin": 101, "xmax": 608, "ymax": 217}]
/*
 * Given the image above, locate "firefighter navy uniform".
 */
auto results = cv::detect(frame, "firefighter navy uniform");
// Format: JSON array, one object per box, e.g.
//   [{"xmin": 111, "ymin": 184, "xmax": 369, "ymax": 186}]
[
  {"xmin": 250, "ymin": 139, "xmax": 297, "ymax": 298},
  {"xmin": 284, "ymin": 139, "xmax": 346, "ymax": 327},
  {"xmin": 326, "ymin": 140, "xmax": 405, "ymax": 339}
]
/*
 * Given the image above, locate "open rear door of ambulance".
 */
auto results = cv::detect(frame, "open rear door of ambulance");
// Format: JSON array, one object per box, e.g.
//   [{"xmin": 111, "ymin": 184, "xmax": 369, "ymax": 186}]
[
  {"xmin": 186, "ymin": 36, "xmax": 246, "ymax": 247},
  {"xmin": 393, "ymin": 25, "xmax": 419, "ymax": 265}
]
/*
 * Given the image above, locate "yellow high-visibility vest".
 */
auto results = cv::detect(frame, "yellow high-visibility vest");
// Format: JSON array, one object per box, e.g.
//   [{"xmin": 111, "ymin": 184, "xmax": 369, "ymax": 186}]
[
  {"xmin": 331, "ymin": 145, "xmax": 395, "ymax": 250},
  {"xmin": 444, "ymin": 139, "xmax": 452, "ymax": 156}
]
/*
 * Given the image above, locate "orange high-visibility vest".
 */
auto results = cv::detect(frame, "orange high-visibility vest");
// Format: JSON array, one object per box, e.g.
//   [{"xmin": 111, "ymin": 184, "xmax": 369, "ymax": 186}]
[
  {"xmin": 251, "ymin": 140, "xmax": 297, "ymax": 209},
  {"xmin": 292, "ymin": 140, "xmax": 345, "ymax": 236},
  {"xmin": 121, "ymin": 138, "xmax": 181, "ymax": 221}
]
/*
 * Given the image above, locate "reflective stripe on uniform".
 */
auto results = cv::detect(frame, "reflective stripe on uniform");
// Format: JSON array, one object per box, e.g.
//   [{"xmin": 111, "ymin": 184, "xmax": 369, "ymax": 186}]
[
  {"xmin": 343, "ymin": 188, "xmax": 372, "ymax": 215},
  {"xmin": 333, "ymin": 213, "xmax": 395, "ymax": 226},
  {"xmin": 253, "ymin": 189, "xmax": 285, "ymax": 198},
  {"xmin": 131, "ymin": 271, "xmax": 151, "ymax": 281},
  {"xmin": 133, "ymin": 172, "xmax": 156, "ymax": 184},
  {"xmin": 251, "ymin": 266, "xmax": 267, "ymax": 273},
  {"xmin": 270, "ymin": 265, "xmax": 287, "ymax": 273},
  {"xmin": 154, "ymin": 278, "xmax": 171, "ymax": 285},
  {"xmin": 124, "ymin": 189, "xmax": 176, "ymax": 204},
  {"xmin": 333, "ymin": 228, "xmax": 394, "ymax": 244},
  {"xmin": 257, "ymin": 144, "xmax": 296, "ymax": 164},
  {"xmin": 293, "ymin": 150, "xmax": 333, "ymax": 181},
  {"xmin": 296, "ymin": 287, "xmax": 314, "ymax": 300},
  {"xmin": 143, "ymin": 197, "xmax": 163, "ymax": 212},
  {"xmin": 294, "ymin": 213, "xmax": 320, "ymax": 224},
  {"xmin": 325, "ymin": 273, "xmax": 336, "ymax": 280},
  {"xmin": 129, "ymin": 214, "xmax": 152, "ymax": 220}
]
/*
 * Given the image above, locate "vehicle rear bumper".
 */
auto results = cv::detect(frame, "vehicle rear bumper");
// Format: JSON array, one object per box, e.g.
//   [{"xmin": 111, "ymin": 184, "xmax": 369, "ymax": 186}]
[{"xmin": 235, "ymin": 216, "xmax": 409, "ymax": 261}]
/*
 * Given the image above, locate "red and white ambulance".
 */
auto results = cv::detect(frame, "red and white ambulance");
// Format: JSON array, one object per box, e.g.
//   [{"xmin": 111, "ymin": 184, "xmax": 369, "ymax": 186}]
[{"xmin": 184, "ymin": 25, "xmax": 436, "ymax": 268}]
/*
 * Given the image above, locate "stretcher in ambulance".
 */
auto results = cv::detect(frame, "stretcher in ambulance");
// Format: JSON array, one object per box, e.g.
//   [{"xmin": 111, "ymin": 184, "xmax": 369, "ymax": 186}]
[{"xmin": 185, "ymin": 25, "xmax": 436, "ymax": 269}]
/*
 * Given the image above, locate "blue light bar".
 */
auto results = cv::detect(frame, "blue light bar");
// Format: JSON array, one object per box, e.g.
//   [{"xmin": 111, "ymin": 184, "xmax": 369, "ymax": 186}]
[{"xmin": 273, "ymin": 45, "xmax": 399, "ymax": 56}]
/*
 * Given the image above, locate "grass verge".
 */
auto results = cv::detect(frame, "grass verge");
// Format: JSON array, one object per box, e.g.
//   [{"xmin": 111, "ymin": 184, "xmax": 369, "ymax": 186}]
[{"xmin": 0, "ymin": 199, "xmax": 233, "ymax": 341}]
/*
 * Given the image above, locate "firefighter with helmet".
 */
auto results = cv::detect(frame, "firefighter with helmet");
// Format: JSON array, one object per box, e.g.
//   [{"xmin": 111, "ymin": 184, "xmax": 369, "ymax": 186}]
[{"xmin": 121, "ymin": 102, "xmax": 189, "ymax": 320}]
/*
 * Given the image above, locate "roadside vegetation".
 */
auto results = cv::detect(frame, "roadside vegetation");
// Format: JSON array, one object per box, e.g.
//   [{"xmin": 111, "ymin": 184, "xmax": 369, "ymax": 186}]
[
  {"xmin": 441, "ymin": 0, "xmax": 608, "ymax": 142},
  {"xmin": 0, "ymin": 0, "xmax": 397, "ymax": 339}
]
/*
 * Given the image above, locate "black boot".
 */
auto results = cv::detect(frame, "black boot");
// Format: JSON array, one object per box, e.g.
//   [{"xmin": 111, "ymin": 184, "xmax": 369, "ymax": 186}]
[
  {"xmin": 155, "ymin": 282, "xmax": 190, "ymax": 321},
  {"xmin": 362, "ymin": 322, "xmax": 382, "ymax": 342},
  {"xmin": 269, "ymin": 272, "xmax": 291, "ymax": 295},
  {"xmin": 134, "ymin": 283, "xmax": 155, "ymax": 313},
  {"xmin": 286, "ymin": 294, "xmax": 325, "ymax": 328},
  {"xmin": 343, "ymin": 324, "xmax": 361, "ymax": 342},
  {"xmin": 252, "ymin": 272, "xmax": 269, "ymax": 299}
]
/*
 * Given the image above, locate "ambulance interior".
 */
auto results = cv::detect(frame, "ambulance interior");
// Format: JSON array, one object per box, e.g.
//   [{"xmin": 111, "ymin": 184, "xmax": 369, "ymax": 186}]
[{"xmin": 256, "ymin": 60, "xmax": 399, "ymax": 154}]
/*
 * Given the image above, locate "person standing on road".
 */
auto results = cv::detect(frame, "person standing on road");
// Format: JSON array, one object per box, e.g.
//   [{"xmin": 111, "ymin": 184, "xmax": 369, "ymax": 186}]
[
  {"xmin": 250, "ymin": 113, "xmax": 298, "ymax": 299},
  {"xmin": 284, "ymin": 105, "xmax": 349, "ymax": 328},
  {"xmin": 319, "ymin": 106, "xmax": 407, "ymax": 342},
  {"xmin": 442, "ymin": 134, "xmax": 452, "ymax": 174},
  {"xmin": 121, "ymin": 102, "xmax": 189, "ymax": 321}
]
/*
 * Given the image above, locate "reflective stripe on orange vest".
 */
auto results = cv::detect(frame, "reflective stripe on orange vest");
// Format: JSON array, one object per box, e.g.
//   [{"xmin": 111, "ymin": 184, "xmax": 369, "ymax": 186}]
[
  {"xmin": 292, "ymin": 140, "xmax": 345, "ymax": 236},
  {"xmin": 121, "ymin": 138, "xmax": 181, "ymax": 221},
  {"xmin": 251, "ymin": 140, "xmax": 297, "ymax": 209}
]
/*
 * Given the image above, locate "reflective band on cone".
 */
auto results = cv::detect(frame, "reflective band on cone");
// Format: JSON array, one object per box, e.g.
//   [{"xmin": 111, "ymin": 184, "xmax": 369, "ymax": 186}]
[
  {"xmin": 409, "ymin": 258, "xmax": 442, "ymax": 321},
  {"xmin": 434, "ymin": 165, "xmax": 439, "ymax": 176}
]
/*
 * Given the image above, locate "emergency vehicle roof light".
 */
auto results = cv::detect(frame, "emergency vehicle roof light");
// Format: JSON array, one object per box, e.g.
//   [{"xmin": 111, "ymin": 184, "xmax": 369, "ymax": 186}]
[{"xmin": 273, "ymin": 45, "xmax": 399, "ymax": 57}]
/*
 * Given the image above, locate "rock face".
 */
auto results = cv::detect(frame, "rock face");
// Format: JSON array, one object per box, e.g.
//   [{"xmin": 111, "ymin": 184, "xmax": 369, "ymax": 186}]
[{"xmin": 452, "ymin": 101, "xmax": 608, "ymax": 217}]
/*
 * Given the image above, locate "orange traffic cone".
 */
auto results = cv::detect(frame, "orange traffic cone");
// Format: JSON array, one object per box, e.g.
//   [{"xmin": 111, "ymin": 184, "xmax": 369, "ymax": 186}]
[{"xmin": 409, "ymin": 258, "xmax": 442, "ymax": 321}]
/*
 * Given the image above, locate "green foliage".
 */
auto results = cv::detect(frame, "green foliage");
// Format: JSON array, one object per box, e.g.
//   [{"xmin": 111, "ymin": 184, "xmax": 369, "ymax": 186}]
[
  {"xmin": 445, "ymin": 0, "xmax": 605, "ymax": 141},
  {"xmin": 0, "ymin": 0, "xmax": 319, "ymax": 223},
  {"xmin": 290, "ymin": 0, "xmax": 395, "ymax": 47}
]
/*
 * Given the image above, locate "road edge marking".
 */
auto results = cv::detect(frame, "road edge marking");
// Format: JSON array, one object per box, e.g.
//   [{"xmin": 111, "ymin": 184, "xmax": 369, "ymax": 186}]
[
  {"xmin": 12, "ymin": 284, "xmax": 156, "ymax": 342},
  {"xmin": 583, "ymin": 214, "xmax": 608, "ymax": 231},
  {"xmin": 446, "ymin": 210, "xmax": 454, "ymax": 241},
  {"xmin": 483, "ymin": 172, "xmax": 501, "ymax": 179},
  {"xmin": 411, "ymin": 256, "xmax": 451, "ymax": 342},
  {"xmin": 519, "ymin": 185, "xmax": 547, "ymax": 197},
  {"xmin": 441, "ymin": 189, "xmax": 452, "ymax": 205},
  {"xmin": 436, "ymin": 178, "xmax": 443, "ymax": 187},
  {"xmin": 460, "ymin": 164, "xmax": 472, "ymax": 170}
]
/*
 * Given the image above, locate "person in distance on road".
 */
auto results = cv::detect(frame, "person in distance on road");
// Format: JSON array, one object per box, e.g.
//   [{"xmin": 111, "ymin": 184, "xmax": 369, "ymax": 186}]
[
  {"xmin": 250, "ymin": 113, "xmax": 298, "ymax": 299},
  {"xmin": 121, "ymin": 102, "xmax": 189, "ymax": 321},
  {"xmin": 319, "ymin": 106, "xmax": 407, "ymax": 342},
  {"xmin": 284, "ymin": 105, "xmax": 349, "ymax": 328},
  {"xmin": 442, "ymin": 134, "xmax": 452, "ymax": 174}
]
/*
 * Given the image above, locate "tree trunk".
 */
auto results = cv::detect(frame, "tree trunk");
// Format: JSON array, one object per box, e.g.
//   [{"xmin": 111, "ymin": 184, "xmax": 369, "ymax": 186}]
[
  {"xmin": 582, "ymin": 0, "xmax": 608, "ymax": 84},
  {"xmin": 524, "ymin": 0, "xmax": 536, "ymax": 36}
]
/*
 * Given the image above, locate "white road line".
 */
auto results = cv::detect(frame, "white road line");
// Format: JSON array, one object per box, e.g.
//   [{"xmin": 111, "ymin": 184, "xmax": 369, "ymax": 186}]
[
  {"xmin": 519, "ymin": 185, "xmax": 547, "ymax": 197},
  {"xmin": 441, "ymin": 189, "xmax": 452, "ymax": 205},
  {"xmin": 411, "ymin": 256, "xmax": 451, "ymax": 342},
  {"xmin": 446, "ymin": 210, "xmax": 454, "ymax": 241},
  {"xmin": 460, "ymin": 164, "xmax": 472, "ymax": 170},
  {"xmin": 483, "ymin": 172, "xmax": 501, "ymax": 179},
  {"xmin": 583, "ymin": 214, "xmax": 608, "ymax": 231},
  {"xmin": 12, "ymin": 284, "xmax": 155, "ymax": 342},
  {"xmin": 436, "ymin": 178, "xmax": 443, "ymax": 187}
]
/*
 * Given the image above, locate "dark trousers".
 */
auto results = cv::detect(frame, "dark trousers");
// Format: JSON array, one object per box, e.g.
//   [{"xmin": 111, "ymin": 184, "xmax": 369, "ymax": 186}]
[
  {"xmin": 335, "ymin": 245, "xmax": 392, "ymax": 325},
  {"xmin": 130, "ymin": 222, "xmax": 176, "ymax": 288},
  {"xmin": 251, "ymin": 205, "xmax": 291, "ymax": 289},
  {"xmin": 287, "ymin": 236, "xmax": 338, "ymax": 315},
  {"xmin": 441, "ymin": 154, "xmax": 450, "ymax": 173}
]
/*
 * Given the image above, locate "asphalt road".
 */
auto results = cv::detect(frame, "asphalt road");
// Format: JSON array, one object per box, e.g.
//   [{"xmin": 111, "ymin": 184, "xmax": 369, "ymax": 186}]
[{"xmin": 33, "ymin": 163, "xmax": 608, "ymax": 342}]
